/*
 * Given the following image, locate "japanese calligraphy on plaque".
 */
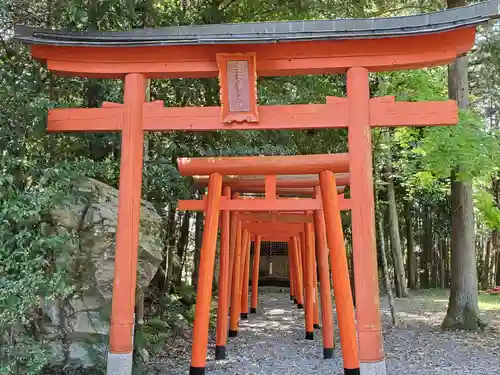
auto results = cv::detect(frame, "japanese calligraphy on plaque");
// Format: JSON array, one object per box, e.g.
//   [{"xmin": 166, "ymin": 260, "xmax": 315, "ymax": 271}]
[{"xmin": 216, "ymin": 53, "xmax": 259, "ymax": 123}]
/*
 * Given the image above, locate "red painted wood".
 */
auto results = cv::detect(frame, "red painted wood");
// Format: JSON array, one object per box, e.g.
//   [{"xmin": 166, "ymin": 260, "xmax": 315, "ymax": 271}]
[
  {"xmin": 240, "ymin": 232, "xmax": 251, "ymax": 315},
  {"xmin": 190, "ymin": 173, "xmax": 223, "ymax": 368},
  {"xmin": 108, "ymin": 73, "xmax": 146, "ymax": 354},
  {"xmin": 251, "ymin": 235, "xmax": 262, "ymax": 310},
  {"xmin": 215, "ymin": 186, "xmax": 231, "ymax": 349},
  {"xmin": 32, "ymin": 27, "xmax": 475, "ymax": 78},
  {"xmin": 292, "ymin": 237, "xmax": 304, "ymax": 306},
  {"xmin": 194, "ymin": 173, "xmax": 350, "ymax": 189},
  {"xmin": 313, "ymin": 186, "xmax": 334, "ymax": 353},
  {"xmin": 242, "ymin": 222, "xmax": 304, "ymax": 233},
  {"xmin": 227, "ymin": 192, "xmax": 239, "ymax": 309},
  {"xmin": 221, "ymin": 187, "xmax": 313, "ymax": 196},
  {"xmin": 47, "ymin": 98, "xmax": 457, "ymax": 132},
  {"xmin": 265, "ymin": 175, "xmax": 277, "ymax": 199},
  {"xmin": 49, "ymin": 107, "xmax": 122, "ymax": 132},
  {"xmin": 238, "ymin": 213, "xmax": 313, "ymax": 223},
  {"xmin": 178, "ymin": 197, "xmax": 319, "ymax": 211},
  {"xmin": 250, "ymin": 234, "xmax": 301, "ymax": 242},
  {"xmin": 303, "ymin": 227, "xmax": 314, "ymax": 334},
  {"xmin": 229, "ymin": 221, "xmax": 243, "ymax": 333},
  {"xmin": 319, "ymin": 170, "xmax": 359, "ymax": 369},
  {"xmin": 177, "ymin": 154, "xmax": 349, "ymax": 176},
  {"xmin": 177, "ymin": 195, "xmax": 351, "ymax": 212},
  {"xmin": 347, "ymin": 67, "xmax": 383, "ymax": 363}
]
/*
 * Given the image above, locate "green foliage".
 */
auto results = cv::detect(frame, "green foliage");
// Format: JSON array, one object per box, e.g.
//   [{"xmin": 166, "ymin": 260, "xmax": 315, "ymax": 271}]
[
  {"xmin": 0, "ymin": 166, "xmax": 81, "ymax": 374},
  {"xmin": 420, "ymin": 109, "xmax": 500, "ymax": 182},
  {"xmin": 475, "ymin": 189, "xmax": 500, "ymax": 231}
]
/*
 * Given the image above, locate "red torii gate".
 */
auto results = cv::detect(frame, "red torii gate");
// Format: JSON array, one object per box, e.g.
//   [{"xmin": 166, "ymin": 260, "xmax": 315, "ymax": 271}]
[
  {"xmin": 180, "ymin": 162, "xmax": 350, "ymax": 337},
  {"xmin": 186, "ymin": 171, "xmax": 351, "ymax": 321},
  {"xmin": 177, "ymin": 155, "xmax": 355, "ymax": 370},
  {"xmin": 15, "ymin": 3, "xmax": 498, "ymax": 374},
  {"xmin": 193, "ymin": 173, "xmax": 349, "ymax": 196}
]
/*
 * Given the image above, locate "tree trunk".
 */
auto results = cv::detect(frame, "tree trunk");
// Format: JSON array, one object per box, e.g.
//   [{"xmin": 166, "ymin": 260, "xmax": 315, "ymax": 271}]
[
  {"xmin": 377, "ymin": 202, "xmax": 397, "ymax": 324},
  {"xmin": 385, "ymin": 133, "xmax": 408, "ymax": 297},
  {"xmin": 443, "ymin": 171, "xmax": 483, "ymax": 329},
  {"xmin": 383, "ymin": 206, "xmax": 400, "ymax": 295},
  {"xmin": 173, "ymin": 212, "xmax": 191, "ymax": 286},
  {"xmin": 439, "ymin": 238, "xmax": 445, "ymax": 288},
  {"xmin": 162, "ymin": 208, "xmax": 177, "ymax": 294},
  {"xmin": 431, "ymin": 234, "xmax": 439, "ymax": 288},
  {"xmin": 492, "ymin": 180, "xmax": 500, "ymax": 287},
  {"xmin": 404, "ymin": 200, "xmax": 417, "ymax": 289},
  {"xmin": 135, "ymin": 288, "xmax": 144, "ymax": 325},
  {"xmin": 443, "ymin": 3, "xmax": 483, "ymax": 327},
  {"xmin": 191, "ymin": 209, "xmax": 204, "ymax": 288},
  {"xmin": 494, "ymin": 232, "xmax": 500, "ymax": 287},
  {"xmin": 421, "ymin": 205, "xmax": 431, "ymax": 289},
  {"xmin": 481, "ymin": 236, "xmax": 492, "ymax": 290},
  {"xmin": 444, "ymin": 237, "xmax": 450, "ymax": 287}
]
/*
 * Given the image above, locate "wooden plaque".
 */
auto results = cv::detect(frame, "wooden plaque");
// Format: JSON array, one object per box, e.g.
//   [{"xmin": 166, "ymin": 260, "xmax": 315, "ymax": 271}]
[{"xmin": 216, "ymin": 53, "xmax": 259, "ymax": 123}]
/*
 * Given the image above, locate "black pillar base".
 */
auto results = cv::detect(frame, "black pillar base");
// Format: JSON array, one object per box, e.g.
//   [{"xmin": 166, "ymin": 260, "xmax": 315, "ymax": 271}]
[
  {"xmin": 297, "ymin": 304, "xmax": 304, "ymax": 309},
  {"xmin": 240, "ymin": 312, "xmax": 248, "ymax": 320},
  {"xmin": 290, "ymin": 295, "xmax": 294, "ymax": 300},
  {"xmin": 293, "ymin": 298, "xmax": 298, "ymax": 304},
  {"xmin": 344, "ymin": 368, "xmax": 360, "ymax": 375},
  {"xmin": 189, "ymin": 366, "xmax": 205, "ymax": 375},
  {"xmin": 314, "ymin": 323, "xmax": 321, "ymax": 330},
  {"xmin": 323, "ymin": 348, "xmax": 334, "ymax": 359},
  {"xmin": 215, "ymin": 346, "xmax": 226, "ymax": 360},
  {"xmin": 250, "ymin": 307, "xmax": 257, "ymax": 314},
  {"xmin": 228, "ymin": 330, "xmax": 238, "ymax": 338},
  {"xmin": 305, "ymin": 331, "xmax": 314, "ymax": 340}
]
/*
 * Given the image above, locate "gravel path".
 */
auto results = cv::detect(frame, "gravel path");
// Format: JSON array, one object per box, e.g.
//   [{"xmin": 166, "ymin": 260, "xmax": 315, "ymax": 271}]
[
  {"xmin": 151, "ymin": 288, "xmax": 500, "ymax": 375},
  {"xmin": 205, "ymin": 291, "xmax": 342, "ymax": 375}
]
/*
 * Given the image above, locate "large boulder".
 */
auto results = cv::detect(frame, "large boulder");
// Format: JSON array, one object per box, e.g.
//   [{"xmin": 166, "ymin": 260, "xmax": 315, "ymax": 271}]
[{"xmin": 43, "ymin": 177, "xmax": 163, "ymax": 366}]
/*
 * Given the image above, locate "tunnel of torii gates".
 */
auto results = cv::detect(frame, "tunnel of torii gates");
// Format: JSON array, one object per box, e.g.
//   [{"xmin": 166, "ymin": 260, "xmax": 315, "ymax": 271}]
[
  {"xmin": 176, "ymin": 156, "xmax": 356, "ymax": 369},
  {"xmin": 14, "ymin": 2, "xmax": 500, "ymax": 375}
]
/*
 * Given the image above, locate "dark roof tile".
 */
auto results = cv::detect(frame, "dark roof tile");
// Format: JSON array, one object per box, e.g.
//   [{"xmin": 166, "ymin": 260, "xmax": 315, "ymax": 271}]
[{"xmin": 14, "ymin": 0, "xmax": 500, "ymax": 47}]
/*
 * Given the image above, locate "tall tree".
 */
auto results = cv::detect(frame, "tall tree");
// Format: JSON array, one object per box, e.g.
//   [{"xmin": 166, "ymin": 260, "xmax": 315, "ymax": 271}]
[
  {"xmin": 404, "ymin": 199, "xmax": 417, "ymax": 288},
  {"xmin": 442, "ymin": 0, "xmax": 483, "ymax": 331},
  {"xmin": 384, "ymin": 131, "xmax": 408, "ymax": 297}
]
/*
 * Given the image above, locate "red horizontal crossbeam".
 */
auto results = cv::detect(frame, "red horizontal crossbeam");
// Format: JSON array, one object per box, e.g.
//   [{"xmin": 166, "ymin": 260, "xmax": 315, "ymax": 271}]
[
  {"xmin": 248, "ymin": 229, "xmax": 302, "ymax": 237},
  {"xmin": 250, "ymin": 234, "xmax": 298, "ymax": 242},
  {"xmin": 179, "ymin": 197, "xmax": 321, "ymax": 211},
  {"xmin": 177, "ymin": 195, "xmax": 351, "ymax": 211},
  {"xmin": 47, "ymin": 96, "xmax": 457, "ymax": 133},
  {"xmin": 242, "ymin": 222, "xmax": 304, "ymax": 233},
  {"xmin": 193, "ymin": 173, "xmax": 350, "ymax": 189},
  {"xmin": 177, "ymin": 154, "xmax": 349, "ymax": 176},
  {"xmin": 228, "ymin": 186, "xmax": 344, "ymax": 196},
  {"xmin": 238, "ymin": 213, "xmax": 313, "ymax": 223}
]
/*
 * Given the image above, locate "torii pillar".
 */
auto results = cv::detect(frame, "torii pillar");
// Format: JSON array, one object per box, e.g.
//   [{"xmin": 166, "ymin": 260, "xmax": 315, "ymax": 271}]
[
  {"xmin": 107, "ymin": 74, "xmax": 146, "ymax": 374},
  {"xmin": 347, "ymin": 67, "xmax": 383, "ymax": 374}
]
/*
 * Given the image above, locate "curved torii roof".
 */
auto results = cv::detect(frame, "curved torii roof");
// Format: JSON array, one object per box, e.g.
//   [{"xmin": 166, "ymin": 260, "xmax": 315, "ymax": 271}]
[
  {"xmin": 14, "ymin": 1, "xmax": 499, "ymax": 47},
  {"xmin": 12, "ymin": 1, "xmax": 500, "ymax": 78}
]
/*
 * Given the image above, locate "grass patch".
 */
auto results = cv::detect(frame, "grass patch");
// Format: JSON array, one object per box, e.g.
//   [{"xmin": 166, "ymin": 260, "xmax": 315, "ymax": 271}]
[
  {"xmin": 478, "ymin": 292, "xmax": 500, "ymax": 311},
  {"xmin": 410, "ymin": 288, "xmax": 500, "ymax": 311}
]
